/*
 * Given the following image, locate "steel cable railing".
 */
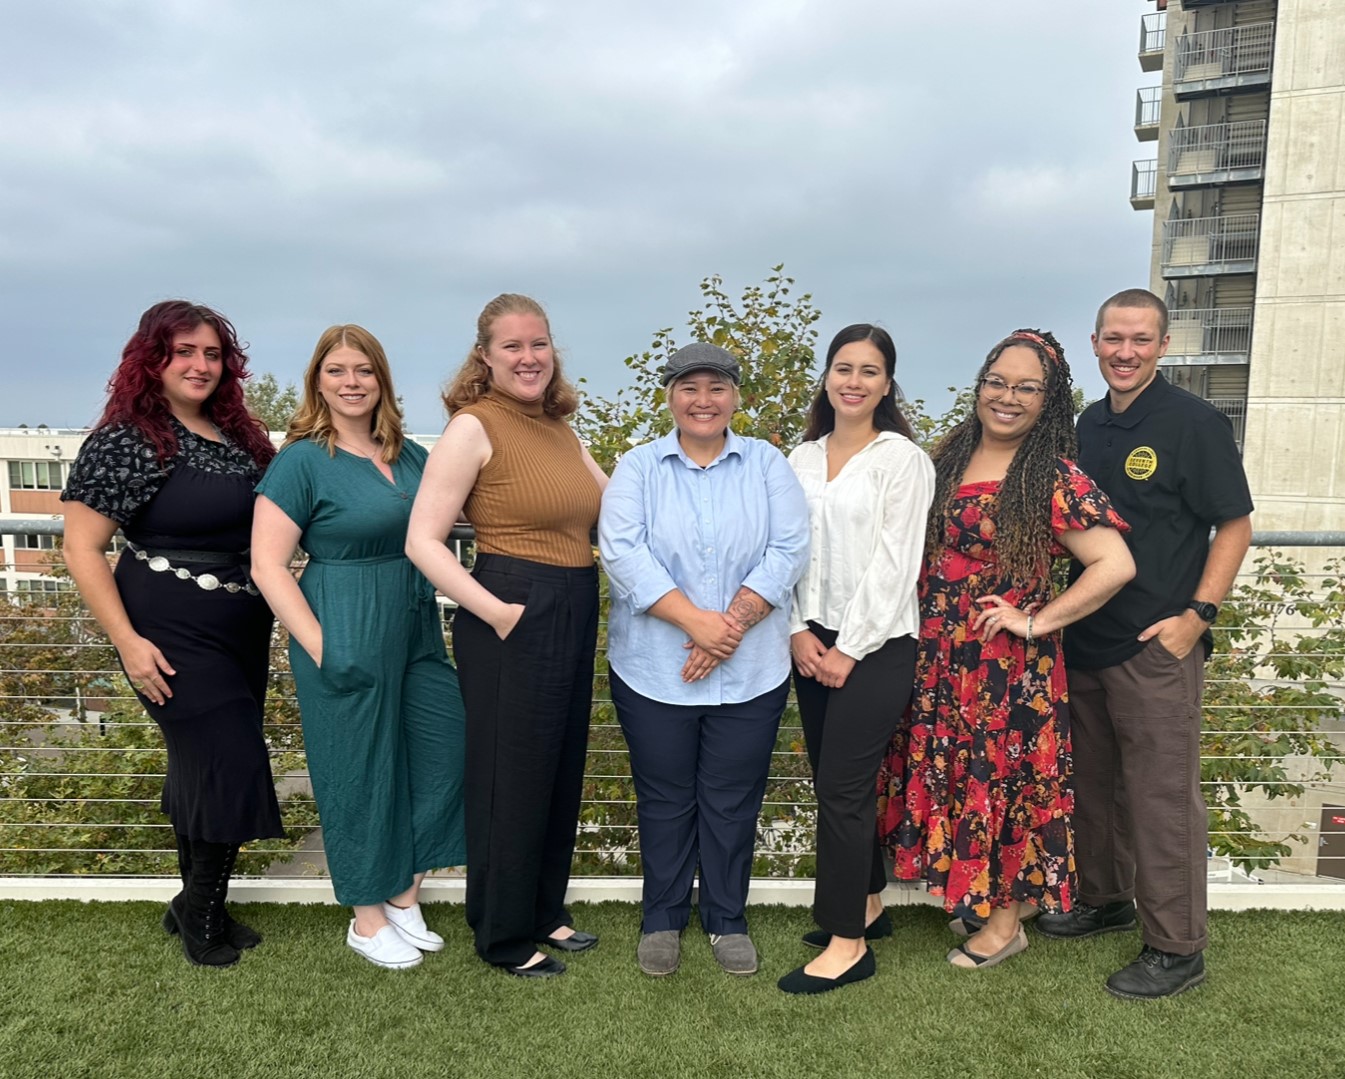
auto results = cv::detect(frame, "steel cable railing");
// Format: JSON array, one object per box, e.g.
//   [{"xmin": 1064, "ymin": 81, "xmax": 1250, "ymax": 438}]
[{"xmin": 1, "ymin": 531, "xmax": 1342, "ymax": 883}]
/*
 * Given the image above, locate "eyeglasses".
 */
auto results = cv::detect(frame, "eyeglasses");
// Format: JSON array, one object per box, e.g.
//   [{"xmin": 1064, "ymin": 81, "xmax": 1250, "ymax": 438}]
[{"xmin": 979, "ymin": 375, "xmax": 1046, "ymax": 401}]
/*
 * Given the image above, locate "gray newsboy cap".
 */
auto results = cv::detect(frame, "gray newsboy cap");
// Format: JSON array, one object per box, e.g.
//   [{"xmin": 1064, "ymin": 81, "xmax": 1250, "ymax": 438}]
[{"xmin": 659, "ymin": 342, "xmax": 742, "ymax": 386}]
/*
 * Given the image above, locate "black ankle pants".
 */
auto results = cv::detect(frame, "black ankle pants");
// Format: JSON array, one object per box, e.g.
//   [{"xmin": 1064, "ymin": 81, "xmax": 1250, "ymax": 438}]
[{"xmin": 793, "ymin": 626, "xmax": 916, "ymax": 938}]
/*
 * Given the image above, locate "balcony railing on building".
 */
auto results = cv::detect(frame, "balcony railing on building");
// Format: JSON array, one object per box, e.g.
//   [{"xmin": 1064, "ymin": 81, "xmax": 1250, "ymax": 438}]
[
  {"xmin": 1168, "ymin": 120, "xmax": 1267, "ymax": 188},
  {"xmin": 1139, "ymin": 11, "xmax": 1166, "ymax": 72},
  {"xmin": 1134, "ymin": 86, "xmax": 1162, "ymax": 142},
  {"xmin": 1161, "ymin": 306, "xmax": 1253, "ymax": 366},
  {"xmin": 1173, "ymin": 23, "xmax": 1274, "ymax": 97},
  {"xmin": 1207, "ymin": 394, "xmax": 1247, "ymax": 450},
  {"xmin": 1161, "ymin": 212, "xmax": 1259, "ymax": 277},
  {"xmin": 1131, "ymin": 159, "xmax": 1158, "ymax": 211}
]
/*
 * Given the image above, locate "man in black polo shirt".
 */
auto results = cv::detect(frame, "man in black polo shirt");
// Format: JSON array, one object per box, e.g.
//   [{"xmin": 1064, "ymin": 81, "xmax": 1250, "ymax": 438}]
[{"xmin": 1035, "ymin": 289, "xmax": 1253, "ymax": 1000}]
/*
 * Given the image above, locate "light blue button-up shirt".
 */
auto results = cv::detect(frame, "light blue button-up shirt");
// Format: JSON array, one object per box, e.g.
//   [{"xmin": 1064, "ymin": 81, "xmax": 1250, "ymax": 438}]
[{"xmin": 599, "ymin": 428, "xmax": 810, "ymax": 706}]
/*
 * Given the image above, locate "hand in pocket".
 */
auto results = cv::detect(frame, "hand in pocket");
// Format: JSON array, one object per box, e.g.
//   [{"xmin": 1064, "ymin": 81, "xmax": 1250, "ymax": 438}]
[{"xmin": 494, "ymin": 602, "xmax": 526, "ymax": 641}]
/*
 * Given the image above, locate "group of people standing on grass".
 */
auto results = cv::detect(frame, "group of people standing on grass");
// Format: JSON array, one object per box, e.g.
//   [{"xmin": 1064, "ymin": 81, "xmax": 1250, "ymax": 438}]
[{"xmin": 60, "ymin": 285, "xmax": 1250, "ymax": 1002}]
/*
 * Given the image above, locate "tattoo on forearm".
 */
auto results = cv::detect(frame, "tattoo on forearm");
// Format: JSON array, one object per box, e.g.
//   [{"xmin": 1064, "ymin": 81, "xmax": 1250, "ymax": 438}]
[{"xmin": 727, "ymin": 587, "xmax": 771, "ymax": 630}]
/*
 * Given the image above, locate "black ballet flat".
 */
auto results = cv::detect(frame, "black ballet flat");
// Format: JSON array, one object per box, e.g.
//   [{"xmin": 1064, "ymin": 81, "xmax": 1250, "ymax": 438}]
[
  {"xmin": 537, "ymin": 929, "xmax": 599, "ymax": 953},
  {"xmin": 801, "ymin": 909, "xmax": 892, "ymax": 949},
  {"xmin": 504, "ymin": 955, "xmax": 567, "ymax": 978},
  {"xmin": 778, "ymin": 947, "xmax": 876, "ymax": 995}
]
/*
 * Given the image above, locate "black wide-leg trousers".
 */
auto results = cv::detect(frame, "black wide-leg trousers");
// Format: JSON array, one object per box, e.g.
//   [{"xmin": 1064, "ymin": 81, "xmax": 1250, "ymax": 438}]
[
  {"xmin": 452, "ymin": 554, "xmax": 598, "ymax": 967},
  {"xmin": 792, "ymin": 626, "xmax": 917, "ymax": 938}
]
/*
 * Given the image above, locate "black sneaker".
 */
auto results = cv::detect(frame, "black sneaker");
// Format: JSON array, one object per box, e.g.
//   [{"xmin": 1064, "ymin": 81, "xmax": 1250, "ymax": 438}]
[
  {"xmin": 1034, "ymin": 900, "xmax": 1136, "ymax": 939},
  {"xmin": 1105, "ymin": 946, "xmax": 1205, "ymax": 1000}
]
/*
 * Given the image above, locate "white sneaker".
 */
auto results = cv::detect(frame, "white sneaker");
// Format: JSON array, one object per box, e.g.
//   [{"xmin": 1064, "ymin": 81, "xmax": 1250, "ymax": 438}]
[
  {"xmin": 347, "ymin": 920, "xmax": 423, "ymax": 969},
  {"xmin": 382, "ymin": 901, "xmax": 445, "ymax": 952}
]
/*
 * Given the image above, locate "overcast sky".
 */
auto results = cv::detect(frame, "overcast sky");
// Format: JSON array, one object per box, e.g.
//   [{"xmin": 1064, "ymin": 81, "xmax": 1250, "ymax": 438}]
[{"xmin": 2, "ymin": 0, "xmax": 1157, "ymax": 435}]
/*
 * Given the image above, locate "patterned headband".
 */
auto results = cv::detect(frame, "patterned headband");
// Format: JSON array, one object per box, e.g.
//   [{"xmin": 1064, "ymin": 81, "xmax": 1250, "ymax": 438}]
[{"xmin": 1008, "ymin": 330, "xmax": 1060, "ymax": 366}]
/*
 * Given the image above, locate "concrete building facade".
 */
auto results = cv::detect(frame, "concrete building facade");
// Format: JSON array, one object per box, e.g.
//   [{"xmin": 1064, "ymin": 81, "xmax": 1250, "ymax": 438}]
[
  {"xmin": 1131, "ymin": 0, "xmax": 1345, "ymax": 532},
  {"xmin": 1130, "ymin": 0, "xmax": 1345, "ymax": 884}
]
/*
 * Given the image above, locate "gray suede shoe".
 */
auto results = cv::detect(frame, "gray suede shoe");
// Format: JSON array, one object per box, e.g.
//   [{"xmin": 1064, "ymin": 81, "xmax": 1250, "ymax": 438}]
[
  {"xmin": 638, "ymin": 930, "xmax": 681, "ymax": 976},
  {"xmin": 710, "ymin": 933, "xmax": 758, "ymax": 976}
]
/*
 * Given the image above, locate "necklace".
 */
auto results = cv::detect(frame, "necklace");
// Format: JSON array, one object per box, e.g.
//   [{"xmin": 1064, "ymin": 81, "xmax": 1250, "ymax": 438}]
[{"xmin": 336, "ymin": 437, "xmax": 381, "ymax": 460}]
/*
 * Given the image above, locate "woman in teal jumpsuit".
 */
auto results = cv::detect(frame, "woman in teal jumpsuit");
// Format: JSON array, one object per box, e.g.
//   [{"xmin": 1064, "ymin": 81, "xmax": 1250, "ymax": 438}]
[{"xmin": 252, "ymin": 325, "xmax": 466, "ymax": 970}]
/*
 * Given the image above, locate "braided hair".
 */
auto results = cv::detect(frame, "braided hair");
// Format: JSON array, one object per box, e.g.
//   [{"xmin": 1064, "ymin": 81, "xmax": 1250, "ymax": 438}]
[{"xmin": 925, "ymin": 329, "xmax": 1077, "ymax": 579}]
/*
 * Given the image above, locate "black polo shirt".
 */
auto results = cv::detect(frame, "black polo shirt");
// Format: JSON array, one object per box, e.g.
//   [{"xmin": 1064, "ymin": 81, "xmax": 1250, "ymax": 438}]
[{"xmin": 1065, "ymin": 373, "xmax": 1253, "ymax": 670}]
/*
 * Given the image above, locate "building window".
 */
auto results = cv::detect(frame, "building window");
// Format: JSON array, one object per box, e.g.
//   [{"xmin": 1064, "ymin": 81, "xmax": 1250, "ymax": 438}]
[
  {"xmin": 15, "ymin": 533, "xmax": 58, "ymax": 550},
  {"xmin": 13, "ymin": 578, "xmax": 70, "ymax": 595},
  {"xmin": 8, "ymin": 460, "xmax": 67, "ymax": 490}
]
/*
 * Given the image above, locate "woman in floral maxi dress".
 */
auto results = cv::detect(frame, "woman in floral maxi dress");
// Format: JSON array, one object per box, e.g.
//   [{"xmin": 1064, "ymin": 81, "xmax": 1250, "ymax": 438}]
[{"xmin": 880, "ymin": 329, "xmax": 1134, "ymax": 969}]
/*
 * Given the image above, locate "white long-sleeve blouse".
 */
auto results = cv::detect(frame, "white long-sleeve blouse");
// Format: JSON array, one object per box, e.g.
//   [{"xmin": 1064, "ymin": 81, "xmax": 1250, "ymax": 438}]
[{"xmin": 787, "ymin": 430, "xmax": 935, "ymax": 660}]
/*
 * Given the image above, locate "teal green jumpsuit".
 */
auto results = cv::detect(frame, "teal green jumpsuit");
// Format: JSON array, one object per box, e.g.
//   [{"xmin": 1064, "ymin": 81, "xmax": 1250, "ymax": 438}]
[{"xmin": 256, "ymin": 438, "xmax": 466, "ymax": 905}]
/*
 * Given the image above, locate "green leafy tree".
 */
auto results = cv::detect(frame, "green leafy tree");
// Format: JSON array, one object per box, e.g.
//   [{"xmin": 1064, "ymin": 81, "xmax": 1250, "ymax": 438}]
[
  {"xmin": 904, "ymin": 386, "xmax": 974, "ymax": 450},
  {"xmin": 244, "ymin": 372, "xmax": 300, "ymax": 433},
  {"xmin": 575, "ymin": 265, "xmax": 823, "ymax": 471}
]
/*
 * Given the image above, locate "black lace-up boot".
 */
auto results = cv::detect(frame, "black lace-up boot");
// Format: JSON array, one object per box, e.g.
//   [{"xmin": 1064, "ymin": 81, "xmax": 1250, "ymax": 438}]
[
  {"xmin": 167, "ymin": 841, "xmax": 241, "ymax": 967},
  {"xmin": 163, "ymin": 833, "xmax": 261, "ymax": 950}
]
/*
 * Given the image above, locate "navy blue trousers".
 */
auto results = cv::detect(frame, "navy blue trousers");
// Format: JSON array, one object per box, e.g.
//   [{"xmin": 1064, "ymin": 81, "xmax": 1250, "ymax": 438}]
[{"xmin": 612, "ymin": 672, "xmax": 788, "ymax": 936}]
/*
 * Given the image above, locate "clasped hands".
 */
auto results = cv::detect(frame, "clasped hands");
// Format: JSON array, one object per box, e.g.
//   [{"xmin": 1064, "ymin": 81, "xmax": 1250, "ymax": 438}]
[
  {"xmin": 790, "ymin": 630, "xmax": 856, "ymax": 689},
  {"xmin": 680, "ymin": 608, "xmax": 745, "ymax": 683}
]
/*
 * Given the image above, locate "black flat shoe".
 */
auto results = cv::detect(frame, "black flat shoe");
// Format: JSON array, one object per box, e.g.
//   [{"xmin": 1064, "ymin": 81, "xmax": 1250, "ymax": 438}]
[
  {"xmin": 504, "ymin": 955, "xmax": 567, "ymax": 978},
  {"xmin": 778, "ymin": 948, "xmax": 876, "ymax": 995},
  {"xmin": 537, "ymin": 929, "xmax": 599, "ymax": 953},
  {"xmin": 802, "ymin": 909, "xmax": 892, "ymax": 949}
]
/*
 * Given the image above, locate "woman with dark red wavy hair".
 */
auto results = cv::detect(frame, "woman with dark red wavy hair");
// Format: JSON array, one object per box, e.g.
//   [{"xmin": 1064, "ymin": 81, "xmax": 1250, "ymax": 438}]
[{"xmin": 61, "ymin": 300, "xmax": 284, "ymax": 968}]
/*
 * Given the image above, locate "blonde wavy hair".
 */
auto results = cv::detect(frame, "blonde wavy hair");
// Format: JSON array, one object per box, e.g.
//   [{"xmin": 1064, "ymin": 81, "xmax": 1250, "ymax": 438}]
[
  {"xmin": 441, "ymin": 293, "xmax": 579, "ymax": 419},
  {"xmin": 283, "ymin": 324, "xmax": 406, "ymax": 463}
]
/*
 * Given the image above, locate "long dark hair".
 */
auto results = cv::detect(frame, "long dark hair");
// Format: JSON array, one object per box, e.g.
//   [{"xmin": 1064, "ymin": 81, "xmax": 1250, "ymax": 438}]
[
  {"xmin": 801, "ymin": 324, "xmax": 915, "ymax": 442},
  {"xmin": 95, "ymin": 300, "xmax": 274, "ymax": 466},
  {"xmin": 926, "ymin": 328, "xmax": 1076, "ymax": 579}
]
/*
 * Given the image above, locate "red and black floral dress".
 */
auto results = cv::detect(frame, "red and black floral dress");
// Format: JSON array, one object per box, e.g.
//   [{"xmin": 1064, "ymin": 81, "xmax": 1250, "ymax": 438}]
[{"xmin": 878, "ymin": 459, "xmax": 1127, "ymax": 918}]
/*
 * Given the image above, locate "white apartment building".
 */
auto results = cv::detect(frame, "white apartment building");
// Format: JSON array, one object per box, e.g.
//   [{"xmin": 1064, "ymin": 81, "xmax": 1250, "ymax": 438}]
[{"xmin": 0, "ymin": 427, "xmax": 87, "ymax": 597}]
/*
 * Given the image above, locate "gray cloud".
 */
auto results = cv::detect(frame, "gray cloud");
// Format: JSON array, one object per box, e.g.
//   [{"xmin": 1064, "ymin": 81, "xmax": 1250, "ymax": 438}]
[{"xmin": 2, "ymin": 0, "xmax": 1153, "ymax": 432}]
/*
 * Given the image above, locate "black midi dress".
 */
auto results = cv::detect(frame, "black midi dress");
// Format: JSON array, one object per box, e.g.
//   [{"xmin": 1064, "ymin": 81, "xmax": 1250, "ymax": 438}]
[{"xmin": 62, "ymin": 421, "xmax": 284, "ymax": 844}]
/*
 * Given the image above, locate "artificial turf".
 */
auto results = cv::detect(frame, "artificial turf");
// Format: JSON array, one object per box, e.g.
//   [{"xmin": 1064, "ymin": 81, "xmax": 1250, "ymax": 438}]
[{"xmin": 1, "ymin": 900, "xmax": 1341, "ymax": 1079}]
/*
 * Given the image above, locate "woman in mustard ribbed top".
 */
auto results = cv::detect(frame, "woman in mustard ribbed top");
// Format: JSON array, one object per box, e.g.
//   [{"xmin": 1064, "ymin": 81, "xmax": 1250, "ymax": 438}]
[{"xmin": 407, "ymin": 293, "xmax": 607, "ymax": 979}]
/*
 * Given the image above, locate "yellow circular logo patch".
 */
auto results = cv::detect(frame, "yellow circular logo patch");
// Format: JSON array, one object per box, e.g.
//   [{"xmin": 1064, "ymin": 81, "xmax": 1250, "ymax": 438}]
[{"xmin": 1125, "ymin": 446, "xmax": 1158, "ymax": 481}]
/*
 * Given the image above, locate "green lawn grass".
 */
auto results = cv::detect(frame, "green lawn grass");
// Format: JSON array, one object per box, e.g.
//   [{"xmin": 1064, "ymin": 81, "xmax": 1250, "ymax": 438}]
[{"xmin": 1, "ymin": 900, "xmax": 1341, "ymax": 1079}]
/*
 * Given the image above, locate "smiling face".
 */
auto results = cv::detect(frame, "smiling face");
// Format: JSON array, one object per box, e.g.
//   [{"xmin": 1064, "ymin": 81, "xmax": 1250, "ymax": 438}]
[
  {"xmin": 975, "ymin": 345, "xmax": 1048, "ymax": 448},
  {"xmin": 480, "ymin": 312, "xmax": 554, "ymax": 403},
  {"xmin": 668, "ymin": 370, "xmax": 737, "ymax": 447},
  {"xmin": 825, "ymin": 340, "xmax": 891, "ymax": 427},
  {"xmin": 158, "ymin": 323, "xmax": 223, "ymax": 419},
  {"xmin": 318, "ymin": 346, "xmax": 381, "ymax": 429},
  {"xmin": 1092, "ymin": 304, "xmax": 1168, "ymax": 409}
]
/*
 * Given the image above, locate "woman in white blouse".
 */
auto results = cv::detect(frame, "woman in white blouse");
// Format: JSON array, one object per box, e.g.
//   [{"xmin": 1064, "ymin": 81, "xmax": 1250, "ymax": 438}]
[{"xmin": 780, "ymin": 324, "xmax": 935, "ymax": 994}]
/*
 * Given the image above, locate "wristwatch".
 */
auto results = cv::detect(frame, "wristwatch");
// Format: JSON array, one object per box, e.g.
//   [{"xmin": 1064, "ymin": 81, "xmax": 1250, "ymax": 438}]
[{"xmin": 1187, "ymin": 600, "xmax": 1219, "ymax": 623}]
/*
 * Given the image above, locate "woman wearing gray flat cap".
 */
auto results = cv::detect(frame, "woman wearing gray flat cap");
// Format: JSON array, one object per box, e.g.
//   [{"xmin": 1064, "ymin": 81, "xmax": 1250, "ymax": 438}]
[{"xmin": 599, "ymin": 342, "xmax": 810, "ymax": 978}]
